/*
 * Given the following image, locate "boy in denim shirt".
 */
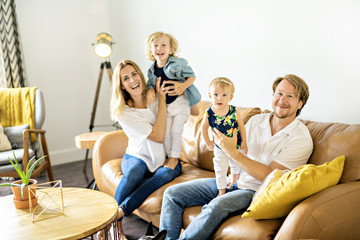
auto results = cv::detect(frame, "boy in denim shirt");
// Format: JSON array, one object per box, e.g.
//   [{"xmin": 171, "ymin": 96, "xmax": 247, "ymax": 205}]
[{"xmin": 145, "ymin": 31, "xmax": 201, "ymax": 164}]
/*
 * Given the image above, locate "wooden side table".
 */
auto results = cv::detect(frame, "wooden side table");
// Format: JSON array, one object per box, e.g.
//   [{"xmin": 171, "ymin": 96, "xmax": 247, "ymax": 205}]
[
  {"xmin": 75, "ymin": 132, "xmax": 108, "ymax": 150},
  {"xmin": 75, "ymin": 132, "xmax": 108, "ymax": 189},
  {"xmin": 75, "ymin": 132, "xmax": 108, "ymax": 172},
  {"xmin": 0, "ymin": 187, "xmax": 118, "ymax": 240}
]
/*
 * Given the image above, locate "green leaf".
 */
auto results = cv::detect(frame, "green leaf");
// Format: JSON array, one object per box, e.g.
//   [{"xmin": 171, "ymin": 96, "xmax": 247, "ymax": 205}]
[
  {"xmin": 20, "ymin": 182, "xmax": 26, "ymax": 199},
  {"xmin": 0, "ymin": 183, "xmax": 22, "ymax": 187},
  {"xmin": 8, "ymin": 154, "xmax": 25, "ymax": 181},
  {"xmin": 28, "ymin": 156, "xmax": 46, "ymax": 179}
]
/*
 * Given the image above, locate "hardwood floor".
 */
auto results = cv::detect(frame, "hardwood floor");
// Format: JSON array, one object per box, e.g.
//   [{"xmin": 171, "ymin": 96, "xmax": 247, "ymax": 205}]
[{"xmin": 0, "ymin": 159, "xmax": 155, "ymax": 240}]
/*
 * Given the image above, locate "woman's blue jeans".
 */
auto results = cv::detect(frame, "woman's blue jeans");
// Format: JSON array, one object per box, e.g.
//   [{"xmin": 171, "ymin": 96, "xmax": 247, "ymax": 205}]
[
  {"xmin": 114, "ymin": 154, "xmax": 182, "ymax": 216},
  {"xmin": 159, "ymin": 178, "xmax": 255, "ymax": 240}
]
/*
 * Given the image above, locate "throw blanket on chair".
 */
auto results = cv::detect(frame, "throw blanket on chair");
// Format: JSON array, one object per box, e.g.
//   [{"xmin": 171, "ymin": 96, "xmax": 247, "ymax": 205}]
[{"xmin": 0, "ymin": 87, "xmax": 38, "ymax": 142}]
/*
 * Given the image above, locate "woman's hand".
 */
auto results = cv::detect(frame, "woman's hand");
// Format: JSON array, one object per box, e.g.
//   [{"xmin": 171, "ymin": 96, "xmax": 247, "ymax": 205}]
[
  {"xmin": 213, "ymin": 128, "xmax": 238, "ymax": 157},
  {"xmin": 147, "ymin": 88, "xmax": 156, "ymax": 104},
  {"xmin": 148, "ymin": 77, "xmax": 167, "ymax": 143},
  {"xmin": 155, "ymin": 77, "xmax": 166, "ymax": 101},
  {"xmin": 163, "ymin": 81, "xmax": 186, "ymax": 96}
]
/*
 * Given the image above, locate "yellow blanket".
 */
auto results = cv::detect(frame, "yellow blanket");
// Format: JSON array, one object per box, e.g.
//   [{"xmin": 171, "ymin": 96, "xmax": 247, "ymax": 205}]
[{"xmin": 0, "ymin": 87, "xmax": 38, "ymax": 142}]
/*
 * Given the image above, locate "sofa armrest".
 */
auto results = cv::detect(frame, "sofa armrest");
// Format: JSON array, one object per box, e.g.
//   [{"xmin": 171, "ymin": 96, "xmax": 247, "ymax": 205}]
[
  {"xmin": 275, "ymin": 181, "xmax": 360, "ymax": 240},
  {"xmin": 92, "ymin": 130, "xmax": 128, "ymax": 194}
]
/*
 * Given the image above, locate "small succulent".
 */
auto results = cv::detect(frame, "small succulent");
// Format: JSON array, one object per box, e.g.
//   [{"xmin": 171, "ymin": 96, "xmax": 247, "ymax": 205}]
[{"xmin": 0, "ymin": 152, "xmax": 46, "ymax": 199}]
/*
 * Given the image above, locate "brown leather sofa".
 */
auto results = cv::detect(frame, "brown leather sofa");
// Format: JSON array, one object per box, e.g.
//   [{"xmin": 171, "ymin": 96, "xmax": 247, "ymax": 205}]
[{"xmin": 92, "ymin": 101, "xmax": 360, "ymax": 240}]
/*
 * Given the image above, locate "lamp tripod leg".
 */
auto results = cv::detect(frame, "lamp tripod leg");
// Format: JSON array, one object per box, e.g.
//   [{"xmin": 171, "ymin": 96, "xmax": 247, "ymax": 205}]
[
  {"xmin": 105, "ymin": 61, "xmax": 113, "ymax": 80},
  {"xmin": 83, "ymin": 62, "xmax": 105, "ymax": 173}
]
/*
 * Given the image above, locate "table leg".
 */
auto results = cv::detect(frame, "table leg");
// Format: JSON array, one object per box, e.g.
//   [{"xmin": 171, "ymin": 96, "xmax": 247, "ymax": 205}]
[{"xmin": 112, "ymin": 220, "xmax": 120, "ymax": 240}]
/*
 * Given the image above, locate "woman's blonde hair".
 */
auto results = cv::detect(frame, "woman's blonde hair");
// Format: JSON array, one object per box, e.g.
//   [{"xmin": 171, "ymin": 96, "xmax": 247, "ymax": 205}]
[
  {"xmin": 145, "ymin": 31, "xmax": 179, "ymax": 61},
  {"xmin": 110, "ymin": 60, "xmax": 147, "ymax": 120},
  {"xmin": 209, "ymin": 77, "xmax": 235, "ymax": 95},
  {"xmin": 272, "ymin": 74, "xmax": 309, "ymax": 116}
]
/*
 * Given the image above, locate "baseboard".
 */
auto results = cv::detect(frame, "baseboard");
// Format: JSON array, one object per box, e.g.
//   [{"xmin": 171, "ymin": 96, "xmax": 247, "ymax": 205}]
[{"xmin": 50, "ymin": 148, "xmax": 90, "ymax": 166}]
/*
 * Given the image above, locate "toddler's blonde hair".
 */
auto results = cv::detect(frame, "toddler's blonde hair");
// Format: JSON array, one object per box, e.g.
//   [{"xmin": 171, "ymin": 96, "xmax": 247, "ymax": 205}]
[
  {"xmin": 209, "ymin": 77, "xmax": 235, "ymax": 95},
  {"xmin": 145, "ymin": 31, "xmax": 179, "ymax": 61}
]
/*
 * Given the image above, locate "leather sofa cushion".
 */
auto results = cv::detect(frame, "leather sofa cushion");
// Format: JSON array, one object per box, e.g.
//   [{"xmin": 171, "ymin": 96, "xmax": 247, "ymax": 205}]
[{"xmin": 302, "ymin": 120, "xmax": 360, "ymax": 183}]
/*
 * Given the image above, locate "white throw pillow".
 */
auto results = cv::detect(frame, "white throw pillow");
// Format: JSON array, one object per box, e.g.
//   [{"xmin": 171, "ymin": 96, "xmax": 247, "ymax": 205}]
[{"xmin": 0, "ymin": 125, "xmax": 12, "ymax": 151}]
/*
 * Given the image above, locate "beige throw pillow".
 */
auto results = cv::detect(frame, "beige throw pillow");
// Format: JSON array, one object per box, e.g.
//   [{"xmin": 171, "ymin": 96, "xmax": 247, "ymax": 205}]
[{"xmin": 0, "ymin": 125, "xmax": 12, "ymax": 151}]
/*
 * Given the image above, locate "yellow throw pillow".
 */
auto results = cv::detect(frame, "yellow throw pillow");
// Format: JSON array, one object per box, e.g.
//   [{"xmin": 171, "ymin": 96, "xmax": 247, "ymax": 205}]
[{"xmin": 242, "ymin": 155, "xmax": 345, "ymax": 219}]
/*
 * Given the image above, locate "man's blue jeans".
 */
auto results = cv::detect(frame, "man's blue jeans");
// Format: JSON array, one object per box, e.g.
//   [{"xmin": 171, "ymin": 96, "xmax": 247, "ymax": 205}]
[
  {"xmin": 114, "ymin": 154, "xmax": 182, "ymax": 216},
  {"xmin": 160, "ymin": 178, "xmax": 255, "ymax": 240}
]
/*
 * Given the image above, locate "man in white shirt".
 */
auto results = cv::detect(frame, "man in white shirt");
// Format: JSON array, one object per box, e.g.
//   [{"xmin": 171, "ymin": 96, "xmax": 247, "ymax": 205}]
[{"xmin": 159, "ymin": 74, "xmax": 313, "ymax": 240}]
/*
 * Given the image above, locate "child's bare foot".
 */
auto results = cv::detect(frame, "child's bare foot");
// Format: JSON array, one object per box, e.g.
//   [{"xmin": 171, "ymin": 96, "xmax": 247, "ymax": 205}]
[
  {"xmin": 164, "ymin": 158, "xmax": 178, "ymax": 170},
  {"xmin": 117, "ymin": 207, "xmax": 125, "ymax": 220}
]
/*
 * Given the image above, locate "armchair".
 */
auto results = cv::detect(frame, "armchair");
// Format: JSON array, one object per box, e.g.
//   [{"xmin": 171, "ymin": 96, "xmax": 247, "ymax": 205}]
[{"xmin": 0, "ymin": 87, "xmax": 54, "ymax": 181}]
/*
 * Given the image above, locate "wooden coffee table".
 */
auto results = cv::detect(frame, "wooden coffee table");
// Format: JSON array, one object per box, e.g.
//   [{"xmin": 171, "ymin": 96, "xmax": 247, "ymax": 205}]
[{"xmin": 0, "ymin": 187, "xmax": 118, "ymax": 239}]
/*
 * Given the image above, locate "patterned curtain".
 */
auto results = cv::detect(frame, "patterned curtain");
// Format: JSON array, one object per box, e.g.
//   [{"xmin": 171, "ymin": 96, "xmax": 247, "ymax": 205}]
[{"xmin": 0, "ymin": 0, "xmax": 27, "ymax": 88}]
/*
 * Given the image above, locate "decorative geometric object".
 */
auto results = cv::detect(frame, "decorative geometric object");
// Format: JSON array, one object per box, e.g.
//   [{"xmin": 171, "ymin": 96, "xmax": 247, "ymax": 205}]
[{"xmin": 29, "ymin": 180, "xmax": 64, "ymax": 222}]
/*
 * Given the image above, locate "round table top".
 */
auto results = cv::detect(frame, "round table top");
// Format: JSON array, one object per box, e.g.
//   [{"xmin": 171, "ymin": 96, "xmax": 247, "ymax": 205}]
[
  {"xmin": 0, "ymin": 187, "xmax": 118, "ymax": 240},
  {"xmin": 75, "ymin": 132, "xmax": 108, "ymax": 149}
]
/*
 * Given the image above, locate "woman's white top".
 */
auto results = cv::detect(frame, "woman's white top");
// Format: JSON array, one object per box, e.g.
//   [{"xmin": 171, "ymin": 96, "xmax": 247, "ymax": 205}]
[{"xmin": 114, "ymin": 103, "xmax": 166, "ymax": 172}]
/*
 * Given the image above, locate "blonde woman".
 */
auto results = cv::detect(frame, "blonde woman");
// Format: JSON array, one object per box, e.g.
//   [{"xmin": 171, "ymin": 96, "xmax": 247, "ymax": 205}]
[{"xmin": 98, "ymin": 59, "xmax": 181, "ymax": 240}]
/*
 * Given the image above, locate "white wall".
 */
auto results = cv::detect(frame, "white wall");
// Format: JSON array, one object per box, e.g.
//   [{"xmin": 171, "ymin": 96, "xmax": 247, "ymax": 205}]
[
  {"xmin": 15, "ymin": 0, "xmax": 360, "ymax": 165},
  {"xmin": 16, "ymin": 0, "xmax": 115, "ymax": 165}
]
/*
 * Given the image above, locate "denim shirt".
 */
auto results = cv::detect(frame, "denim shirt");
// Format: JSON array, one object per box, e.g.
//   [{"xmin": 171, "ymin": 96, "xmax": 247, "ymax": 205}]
[{"xmin": 147, "ymin": 56, "xmax": 201, "ymax": 106}]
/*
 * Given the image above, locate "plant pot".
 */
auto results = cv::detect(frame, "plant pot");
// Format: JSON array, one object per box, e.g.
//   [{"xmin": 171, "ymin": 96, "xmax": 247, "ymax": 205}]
[
  {"xmin": 11, "ymin": 179, "xmax": 38, "ymax": 208},
  {"xmin": 13, "ymin": 195, "xmax": 38, "ymax": 209}
]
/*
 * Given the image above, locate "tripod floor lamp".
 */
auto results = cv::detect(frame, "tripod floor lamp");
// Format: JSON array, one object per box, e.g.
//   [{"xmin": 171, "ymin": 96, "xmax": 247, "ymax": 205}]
[{"xmin": 83, "ymin": 33, "xmax": 114, "ymax": 173}]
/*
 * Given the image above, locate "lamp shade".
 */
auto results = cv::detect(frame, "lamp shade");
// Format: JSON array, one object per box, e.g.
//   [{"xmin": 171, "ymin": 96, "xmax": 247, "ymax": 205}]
[{"xmin": 94, "ymin": 32, "xmax": 113, "ymax": 58}]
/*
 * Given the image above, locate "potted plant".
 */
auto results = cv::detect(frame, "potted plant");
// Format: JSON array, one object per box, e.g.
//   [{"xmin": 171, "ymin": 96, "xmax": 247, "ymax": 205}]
[{"xmin": 0, "ymin": 152, "xmax": 46, "ymax": 209}]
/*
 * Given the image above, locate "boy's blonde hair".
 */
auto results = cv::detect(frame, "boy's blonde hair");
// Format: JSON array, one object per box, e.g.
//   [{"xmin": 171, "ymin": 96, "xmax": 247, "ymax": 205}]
[
  {"xmin": 209, "ymin": 77, "xmax": 235, "ymax": 95},
  {"xmin": 110, "ymin": 60, "xmax": 148, "ymax": 119},
  {"xmin": 145, "ymin": 31, "xmax": 179, "ymax": 61}
]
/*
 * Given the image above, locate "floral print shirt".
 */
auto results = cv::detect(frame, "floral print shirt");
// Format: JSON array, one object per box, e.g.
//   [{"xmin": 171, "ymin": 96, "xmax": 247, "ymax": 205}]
[{"xmin": 206, "ymin": 105, "xmax": 242, "ymax": 149}]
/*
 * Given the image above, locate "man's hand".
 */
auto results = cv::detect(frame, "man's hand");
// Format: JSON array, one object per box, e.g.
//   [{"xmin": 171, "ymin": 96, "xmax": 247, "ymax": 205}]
[{"xmin": 213, "ymin": 128, "xmax": 238, "ymax": 157}]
